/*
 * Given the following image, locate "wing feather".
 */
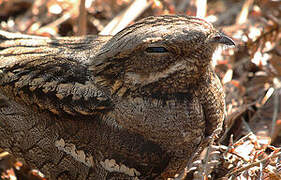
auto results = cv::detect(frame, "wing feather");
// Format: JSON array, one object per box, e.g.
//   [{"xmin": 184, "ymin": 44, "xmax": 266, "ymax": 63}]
[{"xmin": 0, "ymin": 31, "xmax": 112, "ymax": 116}]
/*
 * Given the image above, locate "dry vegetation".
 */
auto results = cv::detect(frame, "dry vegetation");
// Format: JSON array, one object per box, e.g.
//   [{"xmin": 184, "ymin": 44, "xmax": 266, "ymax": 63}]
[{"xmin": 0, "ymin": 0, "xmax": 280, "ymax": 179}]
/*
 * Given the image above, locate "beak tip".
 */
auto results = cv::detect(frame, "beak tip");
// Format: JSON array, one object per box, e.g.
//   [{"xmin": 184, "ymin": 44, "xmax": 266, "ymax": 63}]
[{"xmin": 219, "ymin": 34, "xmax": 236, "ymax": 46}]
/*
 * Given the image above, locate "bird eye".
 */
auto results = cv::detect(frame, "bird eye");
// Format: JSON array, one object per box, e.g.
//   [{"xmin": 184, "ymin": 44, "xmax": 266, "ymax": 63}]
[
  {"xmin": 213, "ymin": 36, "xmax": 221, "ymax": 41},
  {"xmin": 145, "ymin": 47, "xmax": 168, "ymax": 53}
]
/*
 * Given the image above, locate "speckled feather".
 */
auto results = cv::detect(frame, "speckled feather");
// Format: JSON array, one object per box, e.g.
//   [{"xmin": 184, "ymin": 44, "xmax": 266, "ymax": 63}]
[{"xmin": 0, "ymin": 15, "xmax": 233, "ymax": 179}]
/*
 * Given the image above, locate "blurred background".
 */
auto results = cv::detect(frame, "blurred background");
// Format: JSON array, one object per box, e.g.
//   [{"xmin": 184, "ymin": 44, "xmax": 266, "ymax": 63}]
[{"xmin": 0, "ymin": 0, "xmax": 280, "ymax": 179}]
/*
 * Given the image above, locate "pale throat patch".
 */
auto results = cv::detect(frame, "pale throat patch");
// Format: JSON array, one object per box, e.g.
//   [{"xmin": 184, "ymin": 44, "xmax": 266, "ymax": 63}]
[{"xmin": 125, "ymin": 60, "xmax": 188, "ymax": 86}]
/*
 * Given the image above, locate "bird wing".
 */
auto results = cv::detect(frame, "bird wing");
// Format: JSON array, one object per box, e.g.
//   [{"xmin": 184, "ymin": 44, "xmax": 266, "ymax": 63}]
[{"xmin": 0, "ymin": 30, "xmax": 113, "ymax": 116}]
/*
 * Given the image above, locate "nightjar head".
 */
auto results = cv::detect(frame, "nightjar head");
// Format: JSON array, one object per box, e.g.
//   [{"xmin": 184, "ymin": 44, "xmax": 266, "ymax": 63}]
[{"xmin": 93, "ymin": 15, "xmax": 234, "ymax": 90}]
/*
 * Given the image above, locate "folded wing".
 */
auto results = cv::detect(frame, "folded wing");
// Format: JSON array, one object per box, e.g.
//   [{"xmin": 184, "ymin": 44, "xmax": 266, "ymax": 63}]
[{"xmin": 0, "ymin": 31, "xmax": 112, "ymax": 116}]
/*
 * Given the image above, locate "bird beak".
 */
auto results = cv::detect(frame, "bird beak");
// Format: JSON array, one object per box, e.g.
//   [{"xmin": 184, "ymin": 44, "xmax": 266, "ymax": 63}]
[{"xmin": 211, "ymin": 34, "xmax": 236, "ymax": 46}]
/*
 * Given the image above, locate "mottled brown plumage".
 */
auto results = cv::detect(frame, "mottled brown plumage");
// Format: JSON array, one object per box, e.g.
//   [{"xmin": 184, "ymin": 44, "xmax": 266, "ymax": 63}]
[{"xmin": 0, "ymin": 15, "xmax": 234, "ymax": 179}]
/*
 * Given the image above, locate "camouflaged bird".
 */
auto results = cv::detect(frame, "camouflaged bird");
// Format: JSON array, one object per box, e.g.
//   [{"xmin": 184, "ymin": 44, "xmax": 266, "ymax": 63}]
[{"xmin": 0, "ymin": 15, "xmax": 234, "ymax": 179}]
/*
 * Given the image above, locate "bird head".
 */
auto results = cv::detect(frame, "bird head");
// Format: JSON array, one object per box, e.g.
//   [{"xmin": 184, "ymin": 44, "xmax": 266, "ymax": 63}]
[{"xmin": 93, "ymin": 15, "xmax": 235, "ymax": 91}]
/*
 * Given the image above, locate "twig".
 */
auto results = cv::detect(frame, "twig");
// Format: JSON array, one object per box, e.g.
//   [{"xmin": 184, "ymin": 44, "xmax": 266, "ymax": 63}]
[
  {"xmin": 242, "ymin": 118, "xmax": 253, "ymax": 135},
  {"xmin": 233, "ymin": 132, "xmax": 253, "ymax": 146},
  {"xmin": 259, "ymin": 162, "xmax": 263, "ymax": 180},
  {"xmin": 236, "ymin": 0, "xmax": 254, "ymax": 24},
  {"xmin": 219, "ymin": 102, "xmax": 256, "ymax": 144},
  {"xmin": 195, "ymin": 0, "xmax": 207, "ymax": 18},
  {"xmin": 271, "ymin": 88, "xmax": 279, "ymax": 139},
  {"xmin": 226, "ymin": 151, "xmax": 281, "ymax": 178},
  {"xmin": 99, "ymin": 0, "xmax": 152, "ymax": 35},
  {"xmin": 202, "ymin": 128, "xmax": 221, "ymax": 178},
  {"xmin": 77, "ymin": 0, "xmax": 87, "ymax": 35}
]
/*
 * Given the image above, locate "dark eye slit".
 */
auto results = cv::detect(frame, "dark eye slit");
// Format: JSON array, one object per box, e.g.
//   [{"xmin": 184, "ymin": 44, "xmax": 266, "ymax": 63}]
[{"xmin": 145, "ymin": 47, "xmax": 168, "ymax": 53}]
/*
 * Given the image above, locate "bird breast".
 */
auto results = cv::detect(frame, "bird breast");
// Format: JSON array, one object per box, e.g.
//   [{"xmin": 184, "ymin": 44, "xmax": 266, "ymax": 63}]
[{"xmin": 112, "ymin": 92, "xmax": 206, "ymax": 149}]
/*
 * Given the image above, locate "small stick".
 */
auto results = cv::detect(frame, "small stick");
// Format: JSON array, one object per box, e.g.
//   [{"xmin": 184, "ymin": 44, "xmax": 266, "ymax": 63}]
[
  {"xmin": 99, "ymin": 0, "xmax": 152, "ymax": 35},
  {"xmin": 226, "ymin": 151, "xmax": 281, "ymax": 178}
]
